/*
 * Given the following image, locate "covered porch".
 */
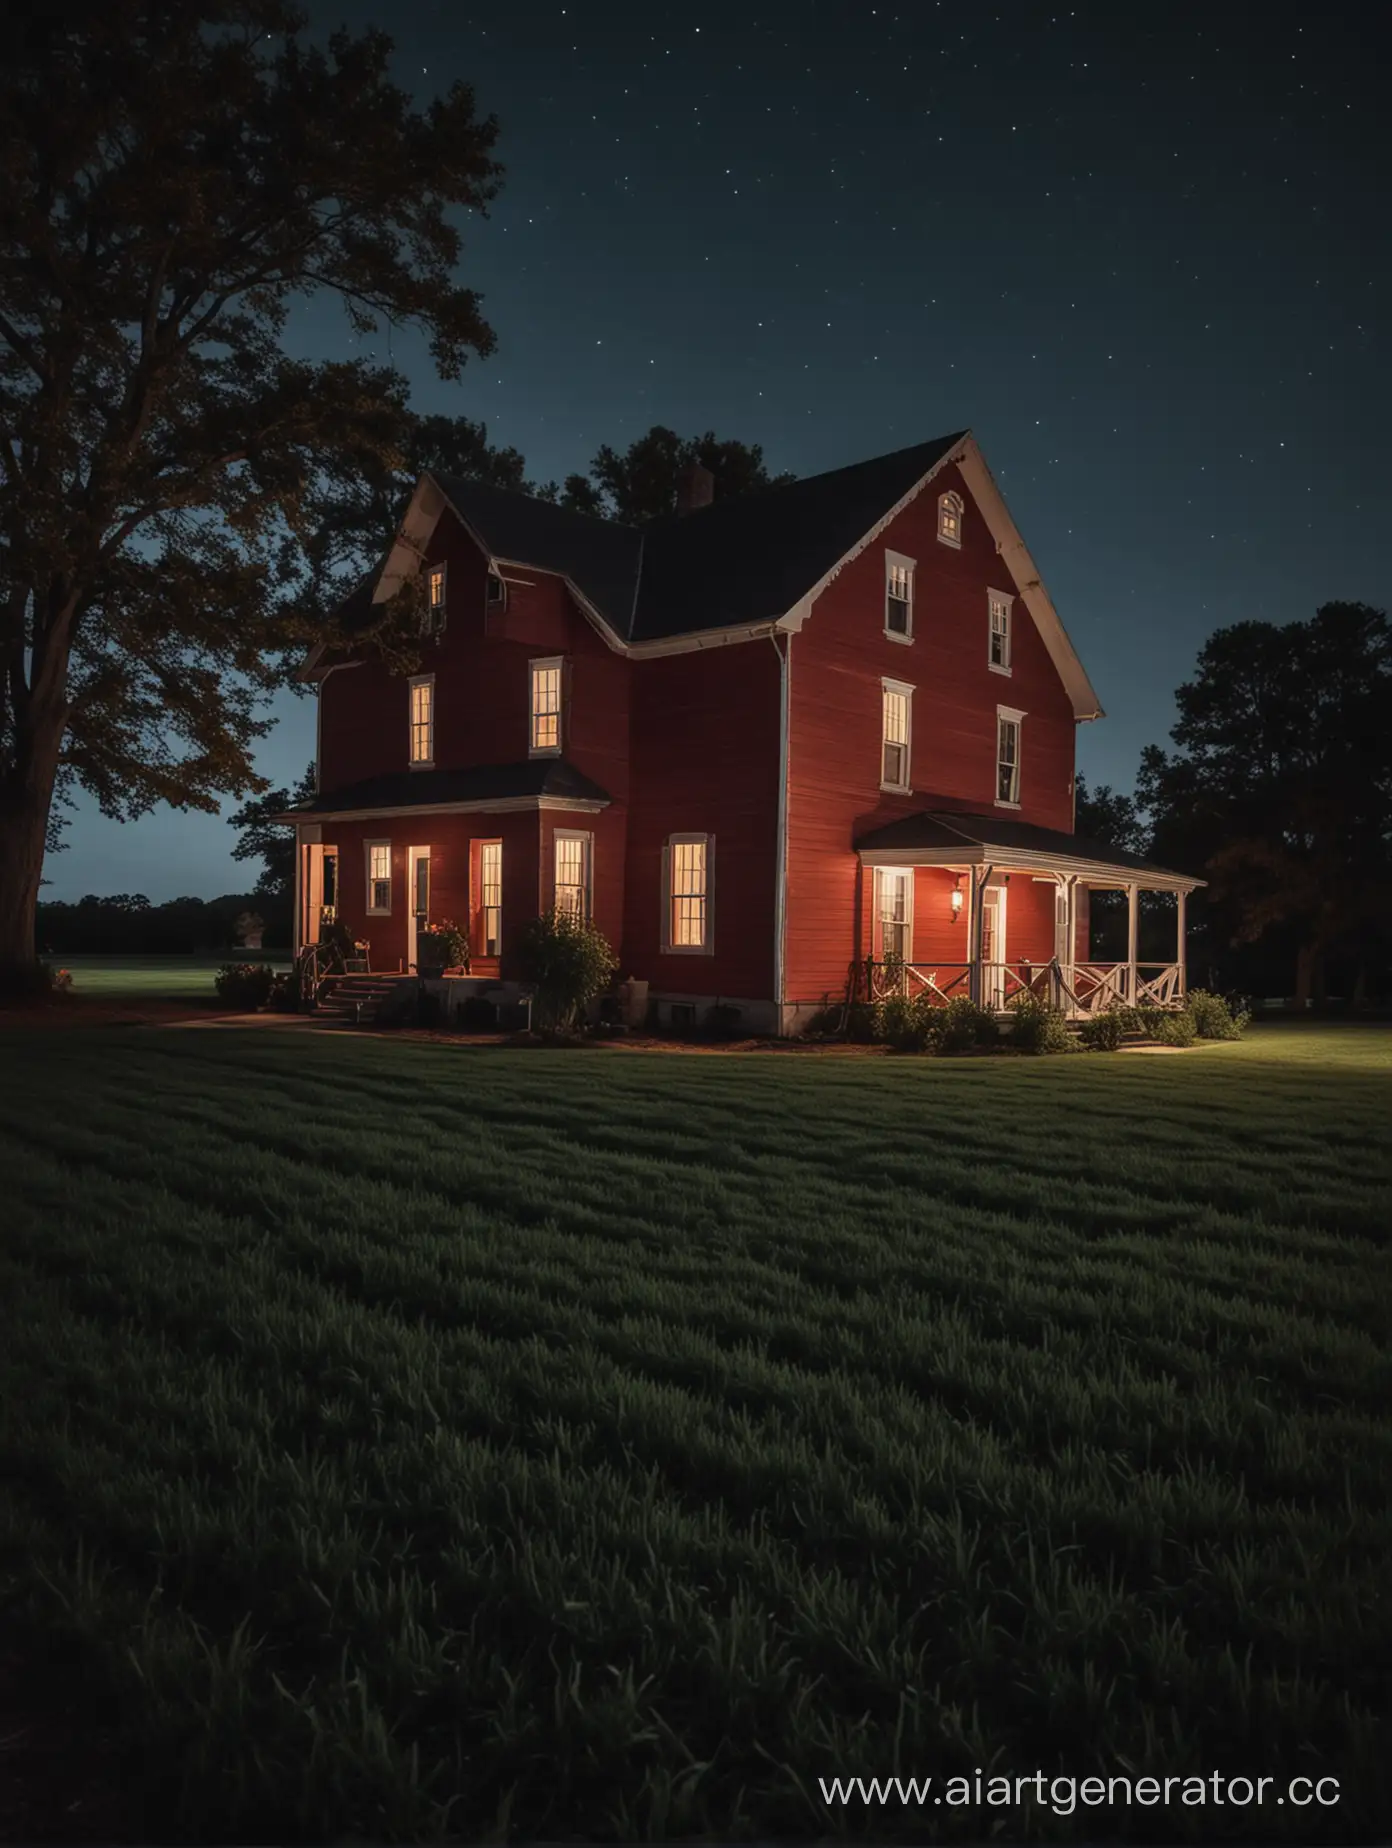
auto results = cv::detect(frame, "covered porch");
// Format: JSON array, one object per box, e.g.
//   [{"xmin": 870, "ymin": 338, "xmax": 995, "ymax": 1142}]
[{"xmin": 854, "ymin": 809, "xmax": 1205, "ymax": 1020}]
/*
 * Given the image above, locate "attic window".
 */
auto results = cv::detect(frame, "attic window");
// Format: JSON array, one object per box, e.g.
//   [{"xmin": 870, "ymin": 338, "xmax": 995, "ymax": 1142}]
[
  {"xmin": 424, "ymin": 564, "xmax": 447, "ymax": 635},
  {"xmin": 937, "ymin": 491, "xmax": 963, "ymax": 549},
  {"xmin": 988, "ymin": 590, "xmax": 1013, "ymax": 673},
  {"xmin": 486, "ymin": 571, "xmax": 506, "ymax": 608}
]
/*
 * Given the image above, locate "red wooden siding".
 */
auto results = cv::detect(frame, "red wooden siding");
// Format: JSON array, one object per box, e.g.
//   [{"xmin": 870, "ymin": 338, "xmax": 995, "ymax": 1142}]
[
  {"xmin": 786, "ymin": 461, "xmax": 1080, "ymax": 1005},
  {"xmin": 623, "ymin": 643, "xmax": 782, "ymax": 1001}
]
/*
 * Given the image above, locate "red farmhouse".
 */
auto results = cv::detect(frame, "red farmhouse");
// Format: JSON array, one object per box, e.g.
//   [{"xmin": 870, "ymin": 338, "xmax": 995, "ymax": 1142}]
[{"xmin": 285, "ymin": 431, "xmax": 1201, "ymax": 1032}]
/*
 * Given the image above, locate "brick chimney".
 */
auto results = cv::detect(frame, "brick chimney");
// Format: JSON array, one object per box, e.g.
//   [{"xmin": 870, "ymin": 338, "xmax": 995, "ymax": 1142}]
[{"xmin": 675, "ymin": 461, "xmax": 716, "ymax": 515}]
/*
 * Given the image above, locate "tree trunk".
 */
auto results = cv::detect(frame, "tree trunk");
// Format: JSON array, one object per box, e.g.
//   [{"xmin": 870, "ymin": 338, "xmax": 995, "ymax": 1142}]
[
  {"xmin": 1292, "ymin": 941, "xmax": 1316, "ymax": 1011},
  {"xmin": 0, "ymin": 704, "xmax": 67, "ymax": 993}
]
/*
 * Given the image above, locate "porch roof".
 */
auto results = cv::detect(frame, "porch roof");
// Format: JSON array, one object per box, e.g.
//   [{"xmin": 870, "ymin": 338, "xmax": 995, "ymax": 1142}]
[
  {"xmin": 855, "ymin": 808, "xmax": 1204, "ymax": 889},
  {"xmin": 271, "ymin": 759, "xmax": 612, "ymax": 823}
]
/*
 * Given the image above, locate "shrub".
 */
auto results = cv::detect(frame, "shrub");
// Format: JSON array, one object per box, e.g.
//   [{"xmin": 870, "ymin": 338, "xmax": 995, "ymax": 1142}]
[
  {"xmin": 1078, "ymin": 1007, "xmax": 1127, "ymax": 1051},
  {"xmin": 936, "ymin": 996, "xmax": 999, "ymax": 1055},
  {"xmin": 417, "ymin": 918, "xmax": 470, "ymax": 972},
  {"xmin": 213, "ymin": 963, "xmax": 276, "ymax": 1010},
  {"xmin": 873, "ymin": 994, "xmax": 940, "ymax": 1052},
  {"xmin": 1006, "ymin": 991, "xmax": 1074, "ymax": 1054},
  {"xmin": 515, "ymin": 907, "xmax": 618, "ymax": 1036},
  {"xmin": 844, "ymin": 1002, "xmax": 878, "ymax": 1044},
  {"xmin": 1187, "ymin": 987, "xmax": 1250, "ymax": 1040},
  {"xmin": 802, "ymin": 996, "xmax": 842, "ymax": 1037},
  {"xmin": 1149, "ymin": 1006, "xmax": 1198, "ymax": 1047},
  {"xmin": 266, "ymin": 971, "xmax": 301, "ymax": 1013}
]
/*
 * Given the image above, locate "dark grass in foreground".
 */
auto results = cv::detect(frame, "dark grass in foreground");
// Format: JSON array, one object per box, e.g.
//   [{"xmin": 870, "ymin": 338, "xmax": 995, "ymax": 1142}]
[{"xmin": 0, "ymin": 1026, "xmax": 1389, "ymax": 1843}]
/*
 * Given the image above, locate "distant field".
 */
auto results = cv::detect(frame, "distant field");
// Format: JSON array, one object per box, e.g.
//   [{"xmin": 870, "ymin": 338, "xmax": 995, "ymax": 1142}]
[
  {"xmin": 0, "ymin": 1024, "xmax": 1389, "ymax": 1842},
  {"xmin": 45, "ymin": 952, "xmax": 291, "ymax": 1000}
]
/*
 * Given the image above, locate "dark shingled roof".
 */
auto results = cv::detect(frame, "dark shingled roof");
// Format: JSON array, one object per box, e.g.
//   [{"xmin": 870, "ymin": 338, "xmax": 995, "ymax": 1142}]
[
  {"xmin": 430, "ymin": 432, "xmax": 967, "ymax": 643},
  {"xmin": 854, "ymin": 809, "xmax": 1202, "ymax": 882},
  {"xmin": 277, "ymin": 759, "xmax": 612, "ymax": 818}
]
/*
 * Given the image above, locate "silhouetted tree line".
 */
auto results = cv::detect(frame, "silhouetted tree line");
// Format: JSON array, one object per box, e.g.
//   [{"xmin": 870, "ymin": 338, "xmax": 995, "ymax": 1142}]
[{"xmin": 36, "ymin": 891, "xmax": 290, "ymax": 957}]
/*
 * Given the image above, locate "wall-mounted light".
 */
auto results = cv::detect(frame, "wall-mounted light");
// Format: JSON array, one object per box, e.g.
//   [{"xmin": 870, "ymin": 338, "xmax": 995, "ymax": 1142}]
[{"xmin": 951, "ymin": 879, "xmax": 964, "ymax": 921}]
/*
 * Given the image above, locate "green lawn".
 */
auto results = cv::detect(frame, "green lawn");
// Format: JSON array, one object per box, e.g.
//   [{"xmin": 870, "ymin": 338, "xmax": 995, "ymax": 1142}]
[
  {"xmin": 47, "ymin": 951, "xmax": 291, "ymax": 1000},
  {"xmin": 0, "ymin": 1024, "xmax": 1389, "ymax": 1842}
]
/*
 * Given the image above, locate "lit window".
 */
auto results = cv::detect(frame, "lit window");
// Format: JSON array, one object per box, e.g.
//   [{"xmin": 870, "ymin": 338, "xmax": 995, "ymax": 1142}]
[
  {"xmin": 988, "ymin": 591, "xmax": 1013, "ymax": 672},
  {"xmin": 408, "ymin": 676, "xmax": 434, "ymax": 765},
  {"xmin": 479, "ymin": 840, "xmax": 502, "ymax": 956},
  {"xmin": 366, "ymin": 841, "xmax": 391, "ymax": 914},
  {"xmin": 530, "ymin": 656, "xmax": 563, "ymax": 755},
  {"xmin": 425, "ymin": 565, "xmax": 446, "ymax": 634},
  {"xmin": 996, "ymin": 706, "xmax": 1024, "ymax": 806},
  {"xmin": 664, "ymin": 834, "xmax": 712, "ymax": 952},
  {"xmin": 554, "ymin": 831, "xmax": 591, "ymax": 920},
  {"xmin": 874, "ymin": 868, "xmax": 912, "ymax": 962},
  {"xmin": 937, "ymin": 490, "xmax": 963, "ymax": 548},
  {"xmin": 881, "ymin": 679, "xmax": 912, "ymax": 791},
  {"xmin": 884, "ymin": 550, "xmax": 914, "ymax": 639}
]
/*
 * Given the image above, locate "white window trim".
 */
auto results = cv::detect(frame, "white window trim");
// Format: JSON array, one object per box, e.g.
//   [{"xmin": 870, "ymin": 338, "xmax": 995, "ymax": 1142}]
[
  {"xmin": 872, "ymin": 866, "xmax": 915, "ymax": 962},
  {"xmin": 883, "ymin": 548, "xmax": 916, "ymax": 644},
  {"xmin": 552, "ymin": 827, "xmax": 593, "ymax": 920},
  {"xmin": 661, "ymin": 831, "xmax": 715, "ymax": 956},
  {"xmin": 408, "ymin": 673, "xmax": 435, "ymax": 768},
  {"xmin": 881, "ymin": 677, "xmax": 914, "ymax": 794},
  {"xmin": 987, "ymin": 588, "xmax": 1014, "ymax": 676},
  {"xmin": 529, "ymin": 654, "xmax": 565, "ymax": 758},
  {"xmin": 995, "ymin": 704, "xmax": 1026, "ymax": 810},
  {"xmin": 365, "ymin": 838, "xmax": 392, "ymax": 916},
  {"xmin": 477, "ymin": 838, "xmax": 503, "ymax": 957},
  {"xmin": 485, "ymin": 570, "xmax": 507, "ymax": 610},
  {"xmin": 937, "ymin": 490, "xmax": 963, "ymax": 549}
]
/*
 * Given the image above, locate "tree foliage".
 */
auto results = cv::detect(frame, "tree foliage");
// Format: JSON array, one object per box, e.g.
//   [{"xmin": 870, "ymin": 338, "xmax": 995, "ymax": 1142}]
[
  {"xmin": 1073, "ymin": 772, "xmax": 1147, "ymax": 856},
  {"xmin": 1138, "ymin": 603, "xmax": 1392, "ymax": 1003},
  {"xmin": 228, "ymin": 759, "xmax": 316, "ymax": 897},
  {"xmin": 541, "ymin": 426, "xmax": 796, "ymax": 526},
  {"xmin": 0, "ymin": 0, "xmax": 504, "ymax": 979}
]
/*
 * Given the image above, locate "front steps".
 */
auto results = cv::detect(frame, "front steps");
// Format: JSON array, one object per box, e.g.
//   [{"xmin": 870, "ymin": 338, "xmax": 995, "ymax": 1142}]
[{"xmin": 312, "ymin": 972, "xmax": 417, "ymax": 1027}]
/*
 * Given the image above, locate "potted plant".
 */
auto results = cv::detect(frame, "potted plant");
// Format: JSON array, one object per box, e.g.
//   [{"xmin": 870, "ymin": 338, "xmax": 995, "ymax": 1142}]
[{"xmin": 416, "ymin": 918, "xmax": 469, "ymax": 975}]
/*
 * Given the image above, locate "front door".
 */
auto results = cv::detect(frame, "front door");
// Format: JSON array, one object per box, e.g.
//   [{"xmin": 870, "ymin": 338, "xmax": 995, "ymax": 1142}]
[
  {"xmin": 407, "ymin": 846, "xmax": 431, "ymax": 971},
  {"xmin": 981, "ymin": 886, "xmax": 1008, "ymax": 1009}
]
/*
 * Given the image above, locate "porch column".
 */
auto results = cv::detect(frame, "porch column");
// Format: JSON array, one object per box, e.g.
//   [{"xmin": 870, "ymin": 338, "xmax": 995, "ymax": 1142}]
[
  {"xmin": 292, "ymin": 825, "xmax": 305, "ymax": 958},
  {"xmin": 1176, "ymin": 888, "xmax": 1187, "ymax": 999},
  {"xmin": 1126, "ymin": 882, "xmax": 1139, "ymax": 1003},
  {"xmin": 969, "ymin": 863, "xmax": 992, "ymax": 1006}
]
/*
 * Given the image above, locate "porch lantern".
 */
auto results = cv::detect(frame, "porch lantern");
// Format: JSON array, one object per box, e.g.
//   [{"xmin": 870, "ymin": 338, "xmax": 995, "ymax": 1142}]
[{"xmin": 951, "ymin": 879, "xmax": 964, "ymax": 921}]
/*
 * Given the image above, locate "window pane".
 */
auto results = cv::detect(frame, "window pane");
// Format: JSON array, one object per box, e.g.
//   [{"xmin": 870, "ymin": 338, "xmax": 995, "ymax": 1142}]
[
  {"xmin": 670, "ymin": 839, "xmax": 707, "ymax": 946},
  {"xmin": 480, "ymin": 841, "xmax": 502, "ymax": 955},
  {"xmin": 531, "ymin": 663, "xmax": 562, "ymax": 750}
]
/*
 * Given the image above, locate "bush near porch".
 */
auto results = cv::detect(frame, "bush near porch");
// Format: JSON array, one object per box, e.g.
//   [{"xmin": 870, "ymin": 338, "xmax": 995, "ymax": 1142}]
[
  {"xmin": 844, "ymin": 987, "xmax": 1251, "ymax": 1055},
  {"xmin": 0, "ymin": 1025, "xmax": 1387, "ymax": 1842}
]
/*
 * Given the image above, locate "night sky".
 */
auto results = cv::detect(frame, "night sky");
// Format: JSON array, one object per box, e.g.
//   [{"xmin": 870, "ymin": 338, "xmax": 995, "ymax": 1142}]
[{"xmin": 46, "ymin": 0, "xmax": 1387, "ymax": 901}]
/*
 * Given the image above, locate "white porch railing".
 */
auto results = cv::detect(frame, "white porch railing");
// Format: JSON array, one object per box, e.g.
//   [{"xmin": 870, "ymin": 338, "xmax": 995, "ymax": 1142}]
[{"xmin": 862, "ymin": 958, "xmax": 1185, "ymax": 1018}]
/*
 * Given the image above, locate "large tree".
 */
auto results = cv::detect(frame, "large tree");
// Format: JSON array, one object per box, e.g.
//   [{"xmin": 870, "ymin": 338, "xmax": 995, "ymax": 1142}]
[
  {"xmin": 1138, "ymin": 603, "xmax": 1392, "ymax": 1006},
  {"xmin": 228, "ymin": 758, "xmax": 317, "ymax": 899},
  {"xmin": 0, "ymin": 0, "xmax": 503, "ymax": 986}
]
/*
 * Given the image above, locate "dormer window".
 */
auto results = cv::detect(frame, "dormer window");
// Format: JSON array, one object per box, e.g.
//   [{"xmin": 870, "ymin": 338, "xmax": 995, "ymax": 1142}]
[
  {"xmin": 988, "ymin": 590, "xmax": 1013, "ymax": 673},
  {"xmin": 486, "ymin": 571, "xmax": 506, "ymax": 609},
  {"xmin": 884, "ymin": 551, "xmax": 915, "ymax": 641},
  {"xmin": 425, "ymin": 564, "xmax": 447, "ymax": 635},
  {"xmin": 937, "ymin": 491, "xmax": 963, "ymax": 549}
]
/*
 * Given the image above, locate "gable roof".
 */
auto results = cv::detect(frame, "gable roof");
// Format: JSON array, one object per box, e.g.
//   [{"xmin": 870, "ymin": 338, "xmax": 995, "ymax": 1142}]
[
  {"xmin": 855, "ymin": 808, "xmax": 1204, "ymax": 888},
  {"xmin": 314, "ymin": 430, "xmax": 1102, "ymax": 719}
]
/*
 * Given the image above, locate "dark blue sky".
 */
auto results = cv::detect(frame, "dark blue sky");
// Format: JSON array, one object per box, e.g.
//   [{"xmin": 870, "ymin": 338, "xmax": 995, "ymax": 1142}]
[{"xmin": 46, "ymin": 0, "xmax": 1386, "ymax": 900}]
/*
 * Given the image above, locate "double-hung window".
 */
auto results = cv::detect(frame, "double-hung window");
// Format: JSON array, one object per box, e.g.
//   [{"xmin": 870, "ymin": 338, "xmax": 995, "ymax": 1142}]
[
  {"xmin": 553, "ymin": 830, "xmax": 592, "ymax": 921},
  {"xmin": 988, "ymin": 590, "xmax": 1013, "ymax": 673},
  {"xmin": 662, "ymin": 833, "xmax": 713, "ymax": 953},
  {"xmin": 881, "ymin": 679, "xmax": 913, "ymax": 792},
  {"xmin": 530, "ymin": 656, "xmax": 563, "ymax": 755},
  {"xmin": 996, "ymin": 705, "xmax": 1025, "ymax": 807},
  {"xmin": 366, "ymin": 840, "xmax": 392, "ymax": 914},
  {"xmin": 478, "ymin": 840, "xmax": 502, "ymax": 956},
  {"xmin": 884, "ymin": 551, "xmax": 915, "ymax": 640},
  {"xmin": 874, "ymin": 867, "xmax": 913, "ymax": 963},
  {"xmin": 408, "ymin": 675, "xmax": 434, "ymax": 766}
]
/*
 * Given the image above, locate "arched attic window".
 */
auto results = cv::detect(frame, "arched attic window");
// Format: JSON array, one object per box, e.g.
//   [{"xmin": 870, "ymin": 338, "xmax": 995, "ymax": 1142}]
[{"xmin": 937, "ymin": 490, "xmax": 963, "ymax": 548}]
